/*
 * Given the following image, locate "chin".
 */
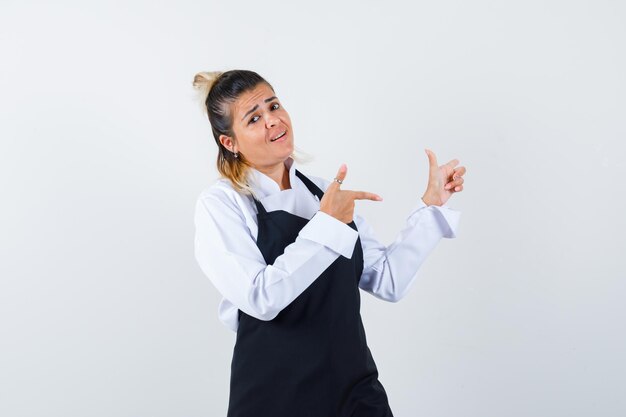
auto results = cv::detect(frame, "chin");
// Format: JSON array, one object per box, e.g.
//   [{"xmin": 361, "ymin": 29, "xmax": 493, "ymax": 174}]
[{"xmin": 286, "ymin": 143, "xmax": 295, "ymax": 154}]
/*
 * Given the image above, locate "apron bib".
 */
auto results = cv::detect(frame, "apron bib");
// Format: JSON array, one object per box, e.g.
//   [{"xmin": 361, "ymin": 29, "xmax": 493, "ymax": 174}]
[{"xmin": 226, "ymin": 169, "xmax": 394, "ymax": 417}]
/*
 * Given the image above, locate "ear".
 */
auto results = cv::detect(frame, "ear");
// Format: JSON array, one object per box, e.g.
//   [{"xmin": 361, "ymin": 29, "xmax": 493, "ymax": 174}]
[{"xmin": 219, "ymin": 134, "xmax": 235, "ymax": 153}]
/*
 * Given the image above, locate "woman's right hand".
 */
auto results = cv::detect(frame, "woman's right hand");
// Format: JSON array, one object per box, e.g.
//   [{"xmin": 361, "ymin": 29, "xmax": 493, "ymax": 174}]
[{"xmin": 319, "ymin": 164, "xmax": 383, "ymax": 224}]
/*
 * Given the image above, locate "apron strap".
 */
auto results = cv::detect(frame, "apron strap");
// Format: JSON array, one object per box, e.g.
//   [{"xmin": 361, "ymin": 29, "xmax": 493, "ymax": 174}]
[
  {"xmin": 252, "ymin": 195, "xmax": 267, "ymax": 215},
  {"xmin": 295, "ymin": 169, "xmax": 325, "ymax": 201},
  {"xmin": 251, "ymin": 169, "xmax": 324, "ymax": 215}
]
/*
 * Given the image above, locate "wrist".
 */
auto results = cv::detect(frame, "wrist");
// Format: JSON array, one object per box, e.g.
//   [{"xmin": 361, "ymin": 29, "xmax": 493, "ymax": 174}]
[{"xmin": 421, "ymin": 194, "xmax": 440, "ymax": 207}]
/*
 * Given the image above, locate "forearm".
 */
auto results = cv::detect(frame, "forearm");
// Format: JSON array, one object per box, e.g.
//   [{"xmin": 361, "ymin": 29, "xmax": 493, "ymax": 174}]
[{"xmin": 358, "ymin": 203, "xmax": 461, "ymax": 301}]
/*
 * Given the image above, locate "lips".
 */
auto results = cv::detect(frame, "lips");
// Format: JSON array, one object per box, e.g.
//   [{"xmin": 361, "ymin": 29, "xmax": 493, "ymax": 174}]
[{"xmin": 270, "ymin": 130, "xmax": 287, "ymax": 142}]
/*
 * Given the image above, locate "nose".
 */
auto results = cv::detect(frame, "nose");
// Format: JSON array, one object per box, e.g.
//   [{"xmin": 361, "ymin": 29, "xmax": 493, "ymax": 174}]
[{"xmin": 265, "ymin": 113, "xmax": 280, "ymax": 128}]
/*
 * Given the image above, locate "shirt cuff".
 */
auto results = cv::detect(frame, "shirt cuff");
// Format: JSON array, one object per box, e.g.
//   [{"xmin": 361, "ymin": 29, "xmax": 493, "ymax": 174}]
[
  {"xmin": 408, "ymin": 198, "xmax": 462, "ymax": 238},
  {"xmin": 298, "ymin": 210, "xmax": 359, "ymax": 259},
  {"xmin": 429, "ymin": 205, "xmax": 462, "ymax": 238}
]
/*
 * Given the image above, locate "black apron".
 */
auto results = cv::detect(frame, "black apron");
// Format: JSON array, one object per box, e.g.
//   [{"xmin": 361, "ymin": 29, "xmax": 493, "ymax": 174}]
[{"xmin": 226, "ymin": 169, "xmax": 394, "ymax": 417}]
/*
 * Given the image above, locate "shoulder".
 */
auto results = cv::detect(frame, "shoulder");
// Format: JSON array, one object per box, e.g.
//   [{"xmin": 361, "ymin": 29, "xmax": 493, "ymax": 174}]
[
  {"xmin": 195, "ymin": 178, "xmax": 250, "ymax": 220},
  {"xmin": 296, "ymin": 170, "xmax": 332, "ymax": 193},
  {"xmin": 197, "ymin": 178, "xmax": 234, "ymax": 201}
]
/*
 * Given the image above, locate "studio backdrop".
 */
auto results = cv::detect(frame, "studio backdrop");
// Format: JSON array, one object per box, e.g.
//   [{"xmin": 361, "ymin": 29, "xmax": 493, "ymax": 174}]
[{"xmin": 1, "ymin": 1, "xmax": 624, "ymax": 416}]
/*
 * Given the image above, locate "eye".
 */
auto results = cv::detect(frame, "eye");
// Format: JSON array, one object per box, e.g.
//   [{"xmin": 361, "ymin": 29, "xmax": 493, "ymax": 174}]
[{"xmin": 248, "ymin": 103, "xmax": 280, "ymax": 125}]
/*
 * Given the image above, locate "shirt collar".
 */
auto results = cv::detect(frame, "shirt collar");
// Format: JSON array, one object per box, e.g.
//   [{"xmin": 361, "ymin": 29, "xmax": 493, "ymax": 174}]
[{"xmin": 247, "ymin": 156, "xmax": 299, "ymax": 199}]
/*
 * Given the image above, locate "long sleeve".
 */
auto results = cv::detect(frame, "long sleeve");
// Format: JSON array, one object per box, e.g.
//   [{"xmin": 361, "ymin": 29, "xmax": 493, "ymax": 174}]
[
  {"xmin": 355, "ymin": 198, "xmax": 462, "ymax": 302},
  {"xmin": 193, "ymin": 192, "xmax": 359, "ymax": 322}
]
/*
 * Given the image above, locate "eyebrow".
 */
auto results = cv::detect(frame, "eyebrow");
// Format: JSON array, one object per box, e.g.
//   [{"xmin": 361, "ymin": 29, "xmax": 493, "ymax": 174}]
[{"xmin": 241, "ymin": 96, "xmax": 278, "ymax": 121}]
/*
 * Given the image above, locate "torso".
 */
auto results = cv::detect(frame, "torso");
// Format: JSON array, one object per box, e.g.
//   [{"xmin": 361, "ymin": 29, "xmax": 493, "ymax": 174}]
[{"xmin": 225, "ymin": 169, "xmax": 394, "ymax": 417}]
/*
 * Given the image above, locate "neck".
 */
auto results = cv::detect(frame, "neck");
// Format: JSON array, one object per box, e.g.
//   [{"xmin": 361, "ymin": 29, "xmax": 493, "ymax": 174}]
[{"xmin": 256, "ymin": 161, "xmax": 291, "ymax": 191}]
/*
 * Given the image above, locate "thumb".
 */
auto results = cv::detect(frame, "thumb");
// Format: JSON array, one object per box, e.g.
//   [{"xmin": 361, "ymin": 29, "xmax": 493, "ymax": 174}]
[
  {"xmin": 335, "ymin": 163, "xmax": 347, "ymax": 184},
  {"xmin": 425, "ymin": 148, "xmax": 438, "ymax": 171}
]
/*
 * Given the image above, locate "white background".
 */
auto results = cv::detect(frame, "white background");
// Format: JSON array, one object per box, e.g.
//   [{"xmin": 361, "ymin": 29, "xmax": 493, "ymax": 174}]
[{"xmin": 1, "ymin": 0, "xmax": 625, "ymax": 416}]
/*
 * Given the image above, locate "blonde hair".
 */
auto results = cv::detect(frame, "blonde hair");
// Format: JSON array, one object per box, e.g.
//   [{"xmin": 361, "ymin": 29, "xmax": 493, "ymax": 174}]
[{"xmin": 192, "ymin": 70, "xmax": 311, "ymax": 197}]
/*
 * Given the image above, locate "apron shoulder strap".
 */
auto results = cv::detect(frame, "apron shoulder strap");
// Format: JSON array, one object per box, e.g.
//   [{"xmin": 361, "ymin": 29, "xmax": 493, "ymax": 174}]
[
  {"xmin": 251, "ymin": 193, "xmax": 267, "ymax": 215},
  {"xmin": 295, "ymin": 169, "xmax": 324, "ymax": 201},
  {"xmin": 252, "ymin": 169, "xmax": 323, "ymax": 215}
]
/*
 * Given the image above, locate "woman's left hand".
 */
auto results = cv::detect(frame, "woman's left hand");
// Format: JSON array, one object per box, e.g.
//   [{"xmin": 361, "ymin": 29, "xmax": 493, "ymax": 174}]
[{"xmin": 421, "ymin": 148, "xmax": 466, "ymax": 206}]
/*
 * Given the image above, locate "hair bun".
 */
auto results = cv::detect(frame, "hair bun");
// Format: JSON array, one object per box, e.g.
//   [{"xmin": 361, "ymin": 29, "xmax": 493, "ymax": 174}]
[
  {"xmin": 193, "ymin": 71, "xmax": 223, "ymax": 114},
  {"xmin": 193, "ymin": 71, "xmax": 222, "ymax": 91}
]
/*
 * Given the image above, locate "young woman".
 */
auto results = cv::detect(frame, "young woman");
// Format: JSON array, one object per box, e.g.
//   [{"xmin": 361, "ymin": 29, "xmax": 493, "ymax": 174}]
[{"xmin": 192, "ymin": 69, "xmax": 466, "ymax": 417}]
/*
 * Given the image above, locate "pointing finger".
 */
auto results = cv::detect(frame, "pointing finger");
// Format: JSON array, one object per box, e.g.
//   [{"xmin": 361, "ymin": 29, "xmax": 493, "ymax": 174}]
[{"xmin": 350, "ymin": 190, "xmax": 383, "ymax": 201}]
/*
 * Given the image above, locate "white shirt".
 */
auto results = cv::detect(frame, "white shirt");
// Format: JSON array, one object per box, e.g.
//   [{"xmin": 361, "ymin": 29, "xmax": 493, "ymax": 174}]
[{"xmin": 193, "ymin": 156, "xmax": 462, "ymax": 333}]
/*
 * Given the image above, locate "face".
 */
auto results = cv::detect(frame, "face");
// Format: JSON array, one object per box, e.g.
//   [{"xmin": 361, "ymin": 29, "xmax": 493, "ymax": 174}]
[{"xmin": 220, "ymin": 83, "xmax": 294, "ymax": 171}]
